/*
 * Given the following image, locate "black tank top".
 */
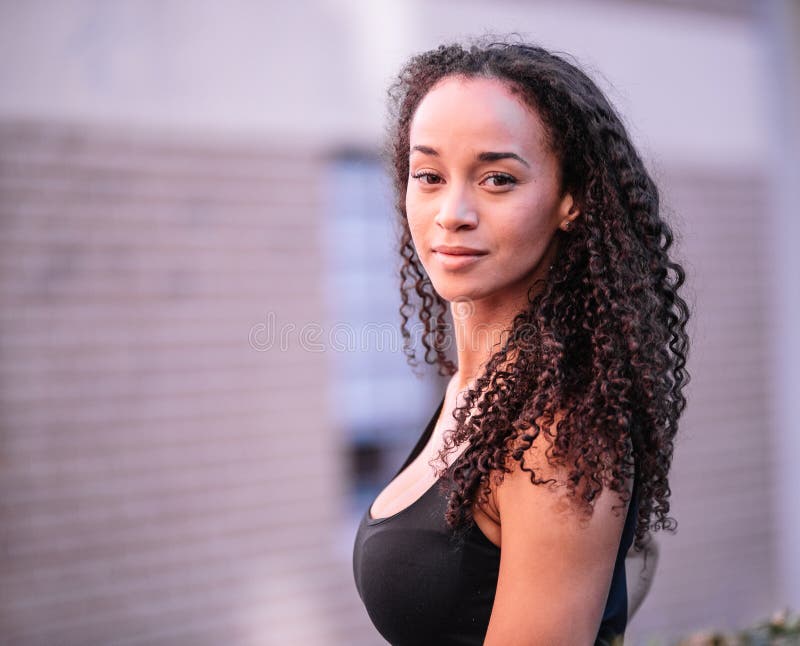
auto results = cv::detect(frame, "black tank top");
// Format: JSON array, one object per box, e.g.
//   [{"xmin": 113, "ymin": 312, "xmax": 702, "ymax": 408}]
[{"xmin": 352, "ymin": 395, "xmax": 640, "ymax": 645}]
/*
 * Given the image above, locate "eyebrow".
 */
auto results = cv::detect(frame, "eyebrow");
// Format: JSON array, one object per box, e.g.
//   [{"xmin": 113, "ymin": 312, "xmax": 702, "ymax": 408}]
[{"xmin": 410, "ymin": 145, "xmax": 530, "ymax": 168}]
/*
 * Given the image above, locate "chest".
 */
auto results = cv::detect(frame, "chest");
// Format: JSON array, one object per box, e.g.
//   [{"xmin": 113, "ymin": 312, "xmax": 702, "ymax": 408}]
[
  {"xmin": 369, "ymin": 438, "xmax": 501, "ymax": 547},
  {"xmin": 354, "ymin": 468, "xmax": 502, "ymax": 646}
]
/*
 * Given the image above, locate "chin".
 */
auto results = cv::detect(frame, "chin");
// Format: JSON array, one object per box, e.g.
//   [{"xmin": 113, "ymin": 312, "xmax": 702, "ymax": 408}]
[{"xmin": 427, "ymin": 278, "xmax": 487, "ymax": 304}]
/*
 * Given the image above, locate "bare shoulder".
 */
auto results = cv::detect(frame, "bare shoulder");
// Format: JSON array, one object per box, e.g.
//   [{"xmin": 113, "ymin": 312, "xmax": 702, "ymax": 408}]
[
  {"xmin": 483, "ymin": 410, "xmax": 633, "ymax": 645},
  {"xmin": 494, "ymin": 409, "xmax": 632, "ymax": 518}
]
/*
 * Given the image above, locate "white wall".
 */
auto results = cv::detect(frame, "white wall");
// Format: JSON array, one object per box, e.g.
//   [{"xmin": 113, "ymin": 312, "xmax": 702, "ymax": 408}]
[{"xmin": 0, "ymin": 0, "xmax": 769, "ymax": 168}]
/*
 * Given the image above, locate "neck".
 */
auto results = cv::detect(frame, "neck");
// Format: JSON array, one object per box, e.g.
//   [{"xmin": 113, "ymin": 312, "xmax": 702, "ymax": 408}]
[
  {"xmin": 450, "ymin": 300, "xmax": 516, "ymax": 391},
  {"xmin": 449, "ymin": 246, "xmax": 556, "ymax": 391}
]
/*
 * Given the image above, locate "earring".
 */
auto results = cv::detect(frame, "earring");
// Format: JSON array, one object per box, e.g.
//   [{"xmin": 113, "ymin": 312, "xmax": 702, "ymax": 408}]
[{"xmin": 561, "ymin": 221, "xmax": 571, "ymax": 232}]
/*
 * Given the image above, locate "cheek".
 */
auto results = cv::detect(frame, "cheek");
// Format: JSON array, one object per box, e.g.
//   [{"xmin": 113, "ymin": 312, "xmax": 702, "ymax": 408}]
[
  {"xmin": 405, "ymin": 195, "xmax": 429, "ymax": 244},
  {"xmin": 406, "ymin": 211, "xmax": 423, "ymax": 244},
  {"xmin": 496, "ymin": 200, "xmax": 558, "ymax": 252}
]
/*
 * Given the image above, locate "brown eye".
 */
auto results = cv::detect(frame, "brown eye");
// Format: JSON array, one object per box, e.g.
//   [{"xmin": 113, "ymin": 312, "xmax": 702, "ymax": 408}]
[
  {"xmin": 411, "ymin": 172, "xmax": 443, "ymax": 185},
  {"xmin": 483, "ymin": 173, "xmax": 517, "ymax": 188}
]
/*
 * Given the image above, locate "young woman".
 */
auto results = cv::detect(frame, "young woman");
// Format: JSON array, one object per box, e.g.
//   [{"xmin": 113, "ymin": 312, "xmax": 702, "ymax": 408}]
[{"xmin": 352, "ymin": 38, "xmax": 690, "ymax": 645}]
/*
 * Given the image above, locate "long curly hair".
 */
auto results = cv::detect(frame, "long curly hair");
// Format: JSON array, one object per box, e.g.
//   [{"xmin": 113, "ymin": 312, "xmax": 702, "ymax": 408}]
[{"xmin": 387, "ymin": 37, "xmax": 691, "ymax": 553}]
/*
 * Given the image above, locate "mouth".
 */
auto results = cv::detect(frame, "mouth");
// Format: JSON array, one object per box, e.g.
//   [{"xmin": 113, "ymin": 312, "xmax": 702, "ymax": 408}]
[
  {"xmin": 432, "ymin": 248, "xmax": 488, "ymax": 270},
  {"xmin": 432, "ymin": 245, "xmax": 489, "ymax": 256}
]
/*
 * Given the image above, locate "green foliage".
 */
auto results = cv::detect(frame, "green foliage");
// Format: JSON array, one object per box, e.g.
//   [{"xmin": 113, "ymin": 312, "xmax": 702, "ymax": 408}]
[{"xmin": 637, "ymin": 609, "xmax": 800, "ymax": 646}]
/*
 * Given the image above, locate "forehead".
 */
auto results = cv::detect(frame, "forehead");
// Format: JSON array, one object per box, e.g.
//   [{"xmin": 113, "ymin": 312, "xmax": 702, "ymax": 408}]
[{"xmin": 409, "ymin": 76, "xmax": 547, "ymax": 153}]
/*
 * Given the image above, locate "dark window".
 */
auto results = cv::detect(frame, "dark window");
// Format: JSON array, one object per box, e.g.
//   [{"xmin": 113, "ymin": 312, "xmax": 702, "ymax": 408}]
[{"xmin": 322, "ymin": 153, "xmax": 441, "ymax": 526}]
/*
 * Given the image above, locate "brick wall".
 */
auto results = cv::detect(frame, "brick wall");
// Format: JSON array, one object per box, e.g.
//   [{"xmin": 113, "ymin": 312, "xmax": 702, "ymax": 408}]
[
  {"xmin": 626, "ymin": 166, "xmax": 776, "ymax": 642},
  {"xmin": 0, "ymin": 122, "xmax": 379, "ymax": 645}
]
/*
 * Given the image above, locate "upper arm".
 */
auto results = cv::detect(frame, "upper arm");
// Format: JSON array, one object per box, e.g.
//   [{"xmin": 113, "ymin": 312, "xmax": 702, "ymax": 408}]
[{"xmin": 484, "ymin": 420, "xmax": 632, "ymax": 646}]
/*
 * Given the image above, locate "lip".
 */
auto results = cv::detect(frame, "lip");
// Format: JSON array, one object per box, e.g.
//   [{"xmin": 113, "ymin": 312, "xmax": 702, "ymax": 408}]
[
  {"xmin": 432, "ymin": 245, "xmax": 488, "ymax": 270},
  {"xmin": 432, "ymin": 245, "xmax": 489, "ymax": 256}
]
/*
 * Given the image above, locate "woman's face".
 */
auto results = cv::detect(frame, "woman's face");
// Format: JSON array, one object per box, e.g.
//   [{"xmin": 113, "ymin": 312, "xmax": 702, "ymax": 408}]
[{"xmin": 406, "ymin": 75, "xmax": 577, "ymax": 308}]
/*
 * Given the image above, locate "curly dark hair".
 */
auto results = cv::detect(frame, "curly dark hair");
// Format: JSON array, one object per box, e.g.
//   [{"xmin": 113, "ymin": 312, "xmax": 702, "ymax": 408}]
[{"xmin": 387, "ymin": 37, "xmax": 691, "ymax": 554}]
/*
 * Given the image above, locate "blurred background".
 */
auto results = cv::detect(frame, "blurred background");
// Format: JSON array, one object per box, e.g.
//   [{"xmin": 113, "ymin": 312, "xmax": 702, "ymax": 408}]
[{"xmin": 1, "ymin": 0, "xmax": 798, "ymax": 644}]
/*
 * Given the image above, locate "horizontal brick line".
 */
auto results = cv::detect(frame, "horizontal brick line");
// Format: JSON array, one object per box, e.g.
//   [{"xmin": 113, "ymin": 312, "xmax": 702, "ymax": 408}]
[
  {"xmin": 0, "ymin": 455, "xmax": 334, "ymax": 499},
  {"xmin": 3, "ymin": 534, "xmax": 340, "ymax": 590},
  {"xmin": 15, "ymin": 581, "xmax": 358, "ymax": 646},
  {"xmin": 2, "ymin": 361, "xmax": 330, "ymax": 385},
  {"xmin": 0, "ymin": 432, "xmax": 325, "ymax": 478},
  {"xmin": 0, "ymin": 240, "xmax": 323, "ymax": 259},
  {"xmin": 5, "ymin": 546, "xmax": 348, "ymax": 641},
  {"xmin": 3, "ymin": 490, "xmax": 339, "ymax": 558},
  {"xmin": 0, "ymin": 394, "xmax": 329, "ymax": 428},
  {"xmin": 0, "ymin": 369, "xmax": 326, "ymax": 398},
  {"xmin": 0, "ymin": 305, "xmax": 326, "ymax": 321},
  {"xmin": 3, "ymin": 541, "xmax": 350, "ymax": 598},
  {"xmin": 0, "ymin": 231, "xmax": 325, "ymax": 253},
  {"xmin": 0, "ymin": 458, "xmax": 338, "ymax": 514},
  {"xmin": 0, "ymin": 431, "xmax": 334, "ymax": 477},
  {"xmin": 0, "ymin": 244, "xmax": 323, "ymax": 264},
  {"xmin": 0, "ymin": 281, "xmax": 326, "ymax": 300},
  {"xmin": 107, "ymin": 589, "xmax": 363, "ymax": 646},
  {"xmin": 0, "ymin": 442, "xmax": 335, "ymax": 500},
  {"xmin": 0, "ymin": 181, "xmax": 322, "ymax": 209},
  {"xmin": 0, "ymin": 292, "xmax": 324, "ymax": 308},
  {"xmin": 0, "ymin": 405, "xmax": 327, "ymax": 450},
  {"xmin": 0, "ymin": 155, "xmax": 321, "ymax": 178},
  {"xmin": 1, "ymin": 358, "xmax": 322, "ymax": 381},
  {"xmin": 3, "ymin": 515, "xmax": 341, "ymax": 590},
  {"xmin": 0, "ymin": 324, "xmax": 384, "ymax": 344},
  {"xmin": 0, "ymin": 314, "xmax": 327, "ymax": 333},
  {"xmin": 0, "ymin": 135, "xmax": 323, "ymax": 162},
  {"xmin": 0, "ymin": 209, "xmax": 322, "ymax": 230},
  {"xmin": 658, "ymin": 510, "xmax": 774, "ymax": 545},
  {"xmin": 0, "ymin": 381, "xmax": 323, "ymax": 409},
  {"xmin": 0, "ymin": 155, "xmax": 321, "ymax": 183},
  {"xmin": 0, "ymin": 342, "xmax": 324, "ymax": 360},
  {"xmin": 671, "ymin": 454, "xmax": 776, "ymax": 478}
]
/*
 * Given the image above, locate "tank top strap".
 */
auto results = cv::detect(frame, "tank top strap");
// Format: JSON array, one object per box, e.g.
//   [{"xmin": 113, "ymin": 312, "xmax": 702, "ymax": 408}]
[{"xmin": 390, "ymin": 394, "xmax": 445, "ymax": 480}]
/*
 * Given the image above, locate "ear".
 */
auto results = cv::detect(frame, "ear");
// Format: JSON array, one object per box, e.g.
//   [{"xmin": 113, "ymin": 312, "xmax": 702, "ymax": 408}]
[{"xmin": 557, "ymin": 193, "xmax": 580, "ymax": 232}]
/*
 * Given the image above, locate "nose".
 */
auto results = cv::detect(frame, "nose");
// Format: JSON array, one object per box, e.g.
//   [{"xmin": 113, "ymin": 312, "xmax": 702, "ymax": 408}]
[{"xmin": 434, "ymin": 181, "xmax": 478, "ymax": 231}]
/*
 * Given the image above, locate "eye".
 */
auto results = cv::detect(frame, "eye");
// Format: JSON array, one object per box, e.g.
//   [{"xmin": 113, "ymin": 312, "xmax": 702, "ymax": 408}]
[
  {"xmin": 482, "ymin": 173, "xmax": 517, "ymax": 188},
  {"xmin": 410, "ymin": 171, "xmax": 444, "ymax": 185}
]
